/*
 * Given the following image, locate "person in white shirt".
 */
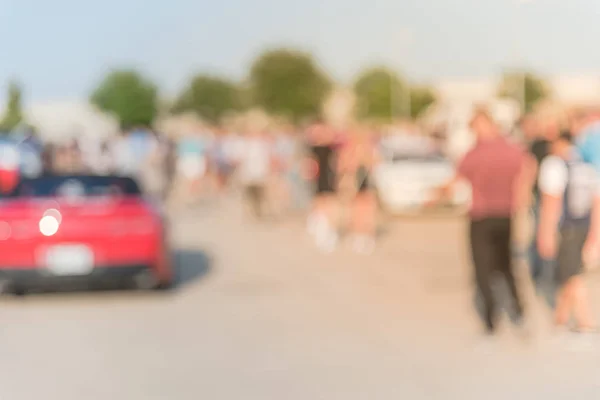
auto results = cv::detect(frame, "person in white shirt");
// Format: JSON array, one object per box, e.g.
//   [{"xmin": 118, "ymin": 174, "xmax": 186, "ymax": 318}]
[
  {"xmin": 271, "ymin": 127, "xmax": 298, "ymax": 215},
  {"xmin": 111, "ymin": 129, "xmax": 158, "ymax": 178},
  {"xmin": 538, "ymin": 131, "xmax": 600, "ymax": 334},
  {"xmin": 111, "ymin": 132, "xmax": 136, "ymax": 176},
  {"xmin": 237, "ymin": 130, "xmax": 273, "ymax": 219}
]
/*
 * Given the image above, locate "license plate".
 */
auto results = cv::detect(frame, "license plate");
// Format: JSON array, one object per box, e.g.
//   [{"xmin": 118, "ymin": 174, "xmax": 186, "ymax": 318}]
[{"xmin": 44, "ymin": 245, "xmax": 94, "ymax": 276}]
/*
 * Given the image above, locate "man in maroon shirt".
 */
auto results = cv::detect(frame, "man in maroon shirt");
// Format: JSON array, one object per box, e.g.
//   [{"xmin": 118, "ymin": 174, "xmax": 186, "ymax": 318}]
[{"xmin": 430, "ymin": 107, "xmax": 534, "ymax": 335}]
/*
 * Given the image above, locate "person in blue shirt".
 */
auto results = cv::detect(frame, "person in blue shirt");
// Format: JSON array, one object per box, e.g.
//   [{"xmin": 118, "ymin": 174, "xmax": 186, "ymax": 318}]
[
  {"xmin": 176, "ymin": 132, "xmax": 209, "ymax": 202},
  {"xmin": 572, "ymin": 110, "xmax": 600, "ymax": 170},
  {"xmin": 11, "ymin": 127, "xmax": 43, "ymax": 178},
  {"xmin": 127, "ymin": 127, "xmax": 156, "ymax": 170},
  {"xmin": 571, "ymin": 109, "xmax": 600, "ymax": 266}
]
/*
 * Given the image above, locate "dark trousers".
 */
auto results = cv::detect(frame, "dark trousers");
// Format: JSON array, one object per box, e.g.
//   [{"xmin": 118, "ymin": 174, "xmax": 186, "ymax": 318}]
[
  {"xmin": 528, "ymin": 198, "xmax": 557, "ymax": 309},
  {"xmin": 470, "ymin": 217, "xmax": 524, "ymax": 332},
  {"xmin": 529, "ymin": 198, "xmax": 544, "ymax": 280},
  {"xmin": 245, "ymin": 184, "xmax": 265, "ymax": 219}
]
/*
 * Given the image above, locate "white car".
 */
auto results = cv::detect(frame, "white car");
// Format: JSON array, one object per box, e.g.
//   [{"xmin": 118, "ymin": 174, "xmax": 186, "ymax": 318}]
[{"xmin": 373, "ymin": 152, "xmax": 470, "ymax": 214}]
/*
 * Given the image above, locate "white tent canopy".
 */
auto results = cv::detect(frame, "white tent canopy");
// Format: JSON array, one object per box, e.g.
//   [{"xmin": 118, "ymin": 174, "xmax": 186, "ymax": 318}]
[{"xmin": 22, "ymin": 101, "xmax": 119, "ymax": 144}]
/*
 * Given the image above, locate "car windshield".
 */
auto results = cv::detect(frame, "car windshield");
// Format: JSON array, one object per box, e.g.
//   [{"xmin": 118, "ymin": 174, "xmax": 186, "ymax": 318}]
[{"xmin": 7, "ymin": 175, "xmax": 142, "ymax": 198}]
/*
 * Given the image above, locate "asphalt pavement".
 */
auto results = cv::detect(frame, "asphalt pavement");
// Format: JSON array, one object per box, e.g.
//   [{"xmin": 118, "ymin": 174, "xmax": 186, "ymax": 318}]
[{"xmin": 1, "ymin": 196, "xmax": 600, "ymax": 399}]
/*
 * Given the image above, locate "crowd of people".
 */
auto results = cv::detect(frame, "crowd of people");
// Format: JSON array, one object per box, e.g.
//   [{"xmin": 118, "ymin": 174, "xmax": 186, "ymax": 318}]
[
  {"xmin": 0, "ymin": 113, "xmax": 447, "ymax": 258},
  {"xmin": 7, "ymin": 89, "xmax": 600, "ymax": 347},
  {"xmin": 428, "ymin": 105, "xmax": 600, "ymax": 344},
  {"xmin": 11, "ymin": 100, "xmax": 600, "ymax": 344}
]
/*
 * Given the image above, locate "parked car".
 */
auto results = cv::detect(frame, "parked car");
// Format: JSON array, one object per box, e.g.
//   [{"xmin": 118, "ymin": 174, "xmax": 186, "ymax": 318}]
[
  {"xmin": 373, "ymin": 151, "xmax": 470, "ymax": 215},
  {"xmin": 0, "ymin": 175, "xmax": 172, "ymax": 294}
]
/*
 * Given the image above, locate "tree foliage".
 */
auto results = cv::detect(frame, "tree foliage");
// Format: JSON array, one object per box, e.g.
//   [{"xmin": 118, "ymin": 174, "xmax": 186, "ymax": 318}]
[
  {"xmin": 498, "ymin": 71, "xmax": 548, "ymax": 114},
  {"xmin": 0, "ymin": 81, "xmax": 24, "ymax": 132},
  {"xmin": 173, "ymin": 75, "xmax": 240, "ymax": 124},
  {"xmin": 249, "ymin": 49, "xmax": 331, "ymax": 122},
  {"xmin": 90, "ymin": 70, "xmax": 158, "ymax": 129},
  {"xmin": 410, "ymin": 86, "xmax": 436, "ymax": 119},
  {"xmin": 354, "ymin": 67, "xmax": 409, "ymax": 122}
]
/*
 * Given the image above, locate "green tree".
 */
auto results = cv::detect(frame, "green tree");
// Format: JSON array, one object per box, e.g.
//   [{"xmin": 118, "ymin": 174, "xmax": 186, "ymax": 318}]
[
  {"xmin": 353, "ymin": 67, "xmax": 409, "ymax": 122},
  {"xmin": 249, "ymin": 49, "xmax": 331, "ymax": 122},
  {"xmin": 90, "ymin": 69, "xmax": 158, "ymax": 129},
  {"xmin": 498, "ymin": 71, "xmax": 548, "ymax": 114},
  {"xmin": 0, "ymin": 81, "xmax": 24, "ymax": 132},
  {"xmin": 173, "ymin": 75, "xmax": 240, "ymax": 124},
  {"xmin": 410, "ymin": 86, "xmax": 436, "ymax": 119}
]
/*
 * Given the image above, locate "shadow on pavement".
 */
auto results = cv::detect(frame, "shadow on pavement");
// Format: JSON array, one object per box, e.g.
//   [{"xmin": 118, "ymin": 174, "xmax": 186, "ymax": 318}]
[{"xmin": 172, "ymin": 248, "xmax": 213, "ymax": 289}]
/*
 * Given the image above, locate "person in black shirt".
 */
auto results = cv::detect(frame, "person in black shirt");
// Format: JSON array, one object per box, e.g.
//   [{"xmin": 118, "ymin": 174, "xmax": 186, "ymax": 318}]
[
  {"xmin": 40, "ymin": 143, "xmax": 56, "ymax": 176},
  {"xmin": 529, "ymin": 138, "xmax": 550, "ymax": 197},
  {"xmin": 305, "ymin": 124, "xmax": 342, "ymax": 252}
]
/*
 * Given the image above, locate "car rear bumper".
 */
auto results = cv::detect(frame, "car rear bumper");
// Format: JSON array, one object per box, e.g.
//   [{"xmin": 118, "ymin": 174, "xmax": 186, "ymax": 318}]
[{"xmin": 0, "ymin": 264, "xmax": 161, "ymax": 289}]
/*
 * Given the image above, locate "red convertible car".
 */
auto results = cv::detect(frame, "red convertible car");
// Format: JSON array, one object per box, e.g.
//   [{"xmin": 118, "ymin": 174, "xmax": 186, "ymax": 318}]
[{"xmin": 0, "ymin": 175, "xmax": 173, "ymax": 294}]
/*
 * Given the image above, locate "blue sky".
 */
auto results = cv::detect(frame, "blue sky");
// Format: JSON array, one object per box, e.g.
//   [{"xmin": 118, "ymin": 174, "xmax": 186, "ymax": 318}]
[{"xmin": 1, "ymin": 0, "xmax": 600, "ymax": 102}]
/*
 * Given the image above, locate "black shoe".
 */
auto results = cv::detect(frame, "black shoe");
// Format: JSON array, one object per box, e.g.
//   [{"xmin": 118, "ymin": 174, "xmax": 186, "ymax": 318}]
[
  {"xmin": 484, "ymin": 322, "xmax": 496, "ymax": 336},
  {"xmin": 512, "ymin": 315, "xmax": 532, "ymax": 342}
]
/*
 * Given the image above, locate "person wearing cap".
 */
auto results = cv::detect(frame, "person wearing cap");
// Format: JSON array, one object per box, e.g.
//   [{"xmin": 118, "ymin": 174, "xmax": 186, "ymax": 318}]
[
  {"xmin": 537, "ymin": 131, "xmax": 599, "ymax": 334},
  {"xmin": 428, "ymin": 107, "xmax": 532, "ymax": 337}
]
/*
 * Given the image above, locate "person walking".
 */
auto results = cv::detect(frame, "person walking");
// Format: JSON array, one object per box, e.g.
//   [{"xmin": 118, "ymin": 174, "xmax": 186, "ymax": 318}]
[
  {"xmin": 270, "ymin": 125, "xmax": 297, "ymax": 216},
  {"xmin": 568, "ymin": 108, "xmax": 600, "ymax": 263},
  {"xmin": 141, "ymin": 131, "xmax": 169, "ymax": 201},
  {"xmin": 96, "ymin": 140, "xmax": 115, "ymax": 176},
  {"xmin": 40, "ymin": 143, "xmax": 55, "ymax": 176},
  {"xmin": 237, "ymin": 125, "xmax": 274, "ymax": 221},
  {"xmin": 305, "ymin": 89, "xmax": 355, "ymax": 252},
  {"xmin": 305, "ymin": 123, "xmax": 345, "ymax": 251},
  {"xmin": 162, "ymin": 135, "xmax": 178, "ymax": 201},
  {"xmin": 338, "ymin": 125, "xmax": 379, "ymax": 254},
  {"xmin": 428, "ymin": 107, "xmax": 533, "ymax": 337},
  {"xmin": 16, "ymin": 128, "xmax": 43, "ymax": 179},
  {"xmin": 111, "ymin": 128, "xmax": 154, "ymax": 179},
  {"xmin": 212, "ymin": 128, "xmax": 237, "ymax": 195},
  {"xmin": 527, "ymin": 116, "xmax": 561, "ymax": 307},
  {"xmin": 572, "ymin": 108, "xmax": 600, "ymax": 170},
  {"xmin": 537, "ymin": 132, "xmax": 599, "ymax": 335},
  {"xmin": 175, "ymin": 131, "xmax": 209, "ymax": 204}
]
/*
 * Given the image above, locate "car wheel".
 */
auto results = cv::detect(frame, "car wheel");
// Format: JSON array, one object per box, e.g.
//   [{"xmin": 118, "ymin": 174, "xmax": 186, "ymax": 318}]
[
  {"xmin": 133, "ymin": 270, "xmax": 159, "ymax": 291},
  {"xmin": 11, "ymin": 285, "xmax": 26, "ymax": 297},
  {"xmin": 0, "ymin": 279, "xmax": 24, "ymax": 297},
  {"xmin": 154, "ymin": 280, "xmax": 173, "ymax": 292}
]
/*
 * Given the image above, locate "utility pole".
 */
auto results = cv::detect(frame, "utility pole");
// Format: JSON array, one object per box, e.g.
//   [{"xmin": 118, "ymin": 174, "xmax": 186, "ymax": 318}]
[
  {"xmin": 396, "ymin": 27, "xmax": 413, "ymax": 121},
  {"xmin": 513, "ymin": 0, "xmax": 536, "ymax": 115}
]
